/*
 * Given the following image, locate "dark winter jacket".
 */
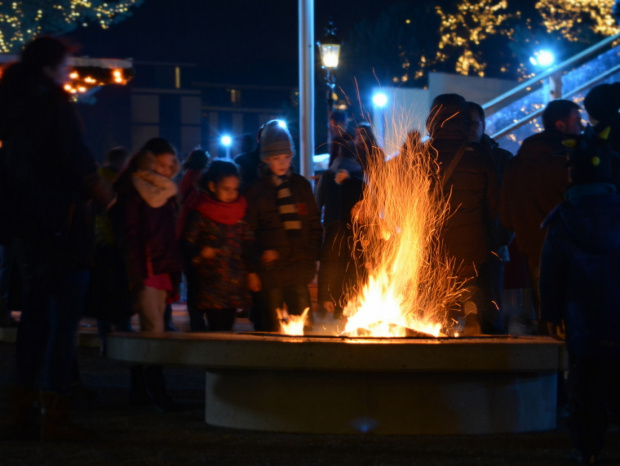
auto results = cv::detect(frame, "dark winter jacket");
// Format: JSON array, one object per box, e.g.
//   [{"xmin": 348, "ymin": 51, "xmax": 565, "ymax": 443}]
[
  {"xmin": 181, "ymin": 193, "xmax": 252, "ymax": 310},
  {"xmin": 592, "ymin": 118, "xmax": 620, "ymax": 189},
  {"xmin": 246, "ymin": 171, "xmax": 322, "ymax": 289},
  {"xmin": 315, "ymin": 156, "xmax": 364, "ymax": 226},
  {"xmin": 0, "ymin": 63, "xmax": 113, "ymax": 265},
  {"xmin": 540, "ymin": 187, "xmax": 620, "ymax": 359},
  {"xmin": 499, "ymin": 129, "xmax": 569, "ymax": 261},
  {"xmin": 427, "ymin": 128, "xmax": 499, "ymax": 279},
  {"xmin": 477, "ymin": 134, "xmax": 514, "ymax": 260},
  {"xmin": 315, "ymin": 156, "xmax": 365, "ymax": 307},
  {"xmin": 234, "ymin": 149, "xmax": 262, "ymax": 194},
  {"xmin": 178, "ymin": 168, "xmax": 202, "ymax": 203},
  {"xmin": 112, "ymin": 171, "xmax": 182, "ymax": 290}
]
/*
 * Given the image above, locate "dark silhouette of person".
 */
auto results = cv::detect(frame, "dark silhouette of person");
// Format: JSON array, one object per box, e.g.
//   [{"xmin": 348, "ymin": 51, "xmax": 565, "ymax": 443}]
[
  {"xmin": 425, "ymin": 94, "xmax": 499, "ymax": 334},
  {"xmin": 540, "ymin": 126, "xmax": 620, "ymax": 465},
  {"xmin": 0, "ymin": 36, "xmax": 114, "ymax": 441},
  {"xmin": 500, "ymin": 99, "xmax": 584, "ymax": 332}
]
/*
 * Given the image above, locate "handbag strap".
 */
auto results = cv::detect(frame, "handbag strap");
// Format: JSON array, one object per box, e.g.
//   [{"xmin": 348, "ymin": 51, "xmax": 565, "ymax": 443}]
[{"xmin": 441, "ymin": 142, "xmax": 469, "ymax": 189}]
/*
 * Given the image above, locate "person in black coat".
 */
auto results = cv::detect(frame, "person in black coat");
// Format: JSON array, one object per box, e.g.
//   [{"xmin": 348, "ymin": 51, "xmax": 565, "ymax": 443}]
[
  {"xmin": 500, "ymin": 99, "xmax": 584, "ymax": 330},
  {"xmin": 584, "ymin": 82, "xmax": 620, "ymax": 189},
  {"xmin": 467, "ymin": 101, "xmax": 513, "ymax": 334},
  {"xmin": 0, "ymin": 37, "xmax": 114, "ymax": 441},
  {"xmin": 540, "ymin": 126, "xmax": 620, "ymax": 465},
  {"xmin": 425, "ymin": 94, "xmax": 499, "ymax": 333},
  {"xmin": 315, "ymin": 139, "xmax": 365, "ymax": 319}
]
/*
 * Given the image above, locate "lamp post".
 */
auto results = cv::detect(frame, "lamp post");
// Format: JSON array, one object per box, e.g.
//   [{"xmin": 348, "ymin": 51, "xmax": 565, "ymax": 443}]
[{"xmin": 317, "ymin": 22, "xmax": 342, "ymax": 150}]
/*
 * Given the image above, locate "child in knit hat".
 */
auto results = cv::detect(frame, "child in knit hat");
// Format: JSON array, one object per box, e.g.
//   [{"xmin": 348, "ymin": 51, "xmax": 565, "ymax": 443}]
[{"xmin": 245, "ymin": 120, "xmax": 322, "ymax": 332}]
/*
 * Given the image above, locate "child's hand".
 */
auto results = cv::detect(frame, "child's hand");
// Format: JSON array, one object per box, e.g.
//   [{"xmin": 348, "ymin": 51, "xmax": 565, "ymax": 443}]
[
  {"xmin": 261, "ymin": 249, "xmax": 279, "ymax": 265},
  {"xmin": 323, "ymin": 301, "xmax": 335, "ymax": 313},
  {"xmin": 247, "ymin": 273, "xmax": 261, "ymax": 292},
  {"xmin": 334, "ymin": 169, "xmax": 350, "ymax": 185},
  {"xmin": 200, "ymin": 247, "xmax": 218, "ymax": 259}
]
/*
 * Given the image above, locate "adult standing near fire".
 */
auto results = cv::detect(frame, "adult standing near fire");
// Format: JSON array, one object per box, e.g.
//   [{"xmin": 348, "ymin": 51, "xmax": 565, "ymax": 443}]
[
  {"xmin": 425, "ymin": 94, "xmax": 499, "ymax": 334},
  {"xmin": 499, "ymin": 99, "xmax": 584, "ymax": 333},
  {"xmin": 0, "ymin": 36, "xmax": 114, "ymax": 441},
  {"xmin": 466, "ymin": 101, "xmax": 513, "ymax": 334}
]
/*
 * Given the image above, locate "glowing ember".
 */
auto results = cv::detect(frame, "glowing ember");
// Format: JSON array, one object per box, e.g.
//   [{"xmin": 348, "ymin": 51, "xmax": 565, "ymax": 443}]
[{"xmin": 277, "ymin": 308, "xmax": 310, "ymax": 336}]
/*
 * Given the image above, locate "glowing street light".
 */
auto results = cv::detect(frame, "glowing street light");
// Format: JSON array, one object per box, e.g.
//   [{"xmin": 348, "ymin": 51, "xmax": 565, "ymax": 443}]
[
  {"xmin": 372, "ymin": 91, "xmax": 389, "ymax": 148},
  {"xmin": 318, "ymin": 22, "xmax": 341, "ymax": 71},
  {"xmin": 318, "ymin": 21, "xmax": 342, "ymax": 151},
  {"xmin": 372, "ymin": 92, "xmax": 388, "ymax": 108},
  {"xmin": 529, "ymin": 49, "xmax": 555, "ymax": 68},
  {"xmin": 221, "ymin": 134, "xmax": 232, "ymax": 159},
  {"xmin": 529, "ymin": 49, "xmax": 561, "ymax": 101}
]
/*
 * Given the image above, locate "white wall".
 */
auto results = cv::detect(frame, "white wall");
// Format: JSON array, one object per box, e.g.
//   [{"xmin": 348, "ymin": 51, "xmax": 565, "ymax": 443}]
[{"xmin": 371, "ymin": 72, "xmax": 518, "ymax": 156}]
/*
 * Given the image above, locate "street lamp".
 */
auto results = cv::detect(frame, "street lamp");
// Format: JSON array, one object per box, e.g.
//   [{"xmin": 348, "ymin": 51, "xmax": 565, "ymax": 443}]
[
  {"xmin": 372, "ymin": 92, "xmax": 388, "ymax": 109},
  {"xmin": 530, "ymin": 49, "xmax": 561, "ymax": 101},
  {"xmin": 221, "ymin": 134, "xmax": 232, "ymax": 159},
  {"xmin": 317, "ymin": 21, "xmax": 342, "ymax": 148},
  {"xmin": 372, "ymin": 91, "xmax": 389, "ymax": 148}
]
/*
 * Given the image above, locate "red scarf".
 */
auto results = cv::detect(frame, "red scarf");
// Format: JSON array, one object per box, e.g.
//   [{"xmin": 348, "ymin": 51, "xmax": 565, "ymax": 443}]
[{"xmin": 194, "ymin": 192, "xmax": 247, "ymax": 225}]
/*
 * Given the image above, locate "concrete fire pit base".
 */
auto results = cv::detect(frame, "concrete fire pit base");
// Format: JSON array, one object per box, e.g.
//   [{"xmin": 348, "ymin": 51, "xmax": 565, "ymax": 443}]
[{"xmin": 108, "ymin": 333, "xmax": 565, "ymax": 435}]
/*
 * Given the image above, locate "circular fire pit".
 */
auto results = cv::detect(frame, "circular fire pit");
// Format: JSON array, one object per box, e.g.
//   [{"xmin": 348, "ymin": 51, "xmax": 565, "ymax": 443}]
[{"xmin": 108, "ymin": 332, "xmax": 565, "ymax": 435}]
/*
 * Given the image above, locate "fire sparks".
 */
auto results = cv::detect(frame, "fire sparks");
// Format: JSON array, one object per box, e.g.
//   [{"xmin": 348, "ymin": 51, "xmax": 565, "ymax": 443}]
[{"xmin": 340, "ymin": 127, "xmax": 464, "ymax": 338}]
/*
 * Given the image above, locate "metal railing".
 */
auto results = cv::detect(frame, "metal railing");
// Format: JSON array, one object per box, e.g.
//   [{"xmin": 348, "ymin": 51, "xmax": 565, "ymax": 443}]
[{"xmin": 483, "ymin": 33, "xmax": 620, "ymax": 141}]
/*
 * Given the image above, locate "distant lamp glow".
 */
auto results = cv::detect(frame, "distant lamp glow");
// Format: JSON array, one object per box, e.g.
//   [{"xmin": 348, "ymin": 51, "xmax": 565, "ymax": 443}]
[
  {"xmin": 372, "ymin": 93, "xmax": 388, "ymax": 108},
  {"xmin": 221, "ymin": 135, "xmax": 232, "ymax": 147},
  {"xmin": 530, "ymin": 50, "xmax": 555, "ymax": 68},
  {"xmin": 318, "ymin": 23, "xmax": 341, "ymax": 70}
]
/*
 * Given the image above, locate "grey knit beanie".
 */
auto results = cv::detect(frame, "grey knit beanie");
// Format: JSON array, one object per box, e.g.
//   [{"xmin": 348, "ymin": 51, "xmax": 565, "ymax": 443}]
[{"xmin": 259, "ymin": 120, "xmax": 295, "ymax": 160}]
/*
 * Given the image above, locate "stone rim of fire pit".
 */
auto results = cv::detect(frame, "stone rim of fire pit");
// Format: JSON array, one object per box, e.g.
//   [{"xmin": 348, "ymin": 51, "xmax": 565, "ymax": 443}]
[{"xmin": 108, "ymin": 333, "xmax": 566, "ymax": 435}]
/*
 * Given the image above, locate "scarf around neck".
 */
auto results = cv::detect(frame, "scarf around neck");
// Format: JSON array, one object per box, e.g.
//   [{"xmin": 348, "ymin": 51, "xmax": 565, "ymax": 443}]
[
  {"xmin": 195, "ymin": 192, "xmax": 247, "ymax": 225},
  {"xmin": 271, "ymin": 173, "xmax": 302, "ymax": 232}
]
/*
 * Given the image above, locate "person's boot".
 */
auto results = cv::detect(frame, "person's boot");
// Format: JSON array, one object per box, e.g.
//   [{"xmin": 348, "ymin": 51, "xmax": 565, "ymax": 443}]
[
  {"xmin": 144, "ymin": 365, "xmax": 181, "ymax": 412},
  {"xmin": 2, "ymin": 385, "xmax": 40, "ymax": 441},
  {"xmin": 129, "ymin": 365, "xmax": 150, "ymax": 407},
  {"xmin": 39, "ymin": 391, "xmax": 97, "ymax": 442}
]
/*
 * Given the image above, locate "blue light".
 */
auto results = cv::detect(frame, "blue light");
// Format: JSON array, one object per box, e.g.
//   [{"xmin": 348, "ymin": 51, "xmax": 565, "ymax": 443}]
[
  {"xmin": 277, "ymin": 120, "xmax": 287, "ymax": 129},
  {"xmin": 530, "ymin": 49, "xmax": 555, "ymax": 68},
  {"xmin": 372, "ymin": 92, "xmax": 388, "ymax": 108},
  {"xmin": 221, "ymin": 135, "xmax": 232, "ymax": 147}
]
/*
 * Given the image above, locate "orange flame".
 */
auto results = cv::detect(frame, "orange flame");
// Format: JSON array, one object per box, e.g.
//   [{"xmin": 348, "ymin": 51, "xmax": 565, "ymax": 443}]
[
  {"xmin": 277, "ymin": 308, "xmax": 310, "ymax": 336},
  {"xmin": 339, "ymin": 129, "xmax": 464, "ymax": 338}
]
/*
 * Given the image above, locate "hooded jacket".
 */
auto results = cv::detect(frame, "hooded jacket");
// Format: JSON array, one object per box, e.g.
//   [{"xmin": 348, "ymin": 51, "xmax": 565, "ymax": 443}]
[{"xmin": 540, "ymin": 188, "xmax": 620, "ymax": 359}]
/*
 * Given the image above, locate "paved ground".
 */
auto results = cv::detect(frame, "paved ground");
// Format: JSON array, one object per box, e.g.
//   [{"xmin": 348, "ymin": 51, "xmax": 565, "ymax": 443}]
[{"xmin": 1, "ymin": 310, "xmax": 620, "ymax": 465}]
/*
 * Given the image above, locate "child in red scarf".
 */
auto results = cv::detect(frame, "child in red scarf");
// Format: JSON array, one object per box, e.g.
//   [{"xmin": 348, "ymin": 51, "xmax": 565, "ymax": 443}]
[{"xmin": 179, "ymin": 161, "xmax": 260, "ymax": 331}]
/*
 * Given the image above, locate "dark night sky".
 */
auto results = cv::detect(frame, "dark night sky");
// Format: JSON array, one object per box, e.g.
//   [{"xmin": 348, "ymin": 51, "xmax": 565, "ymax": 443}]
[{"xmin": 65, "ymin": 0, "xmax": 407, "ymax": 85}]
